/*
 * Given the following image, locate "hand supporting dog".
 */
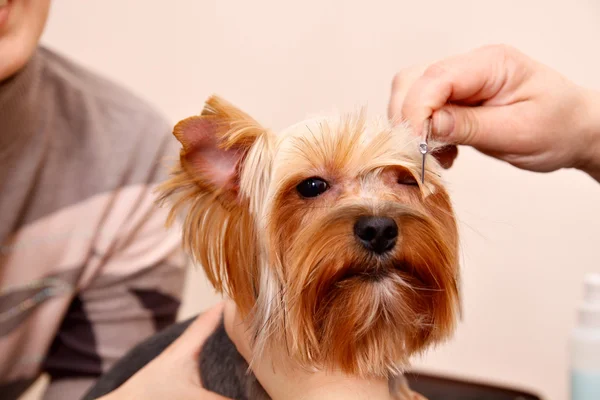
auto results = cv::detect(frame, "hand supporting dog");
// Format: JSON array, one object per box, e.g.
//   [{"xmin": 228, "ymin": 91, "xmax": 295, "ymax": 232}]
[{"xmin": 95, "ymin": 303, "xmax": 230, "ymax": 400}]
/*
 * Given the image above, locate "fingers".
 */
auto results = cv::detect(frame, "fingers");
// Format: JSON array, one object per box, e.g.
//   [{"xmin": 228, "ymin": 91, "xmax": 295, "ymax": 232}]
[
  {"xmin": 388, "ymin": 64, "xmax": 428, "ymax": 122},
  {"xmin": 390, "ymin": 44, "xmax": 521, "ymax": 141},
  {"xmin": 171, "ymin": 302, "xmax": 225, "ymax": 356},
  {"xmin": 433, "ymin": 103, "xmax": 526, "ymax": 154},
  {"xmin": 223, "ymin": 300, "xmax": 252, "ymax": 362},
  {"xmin": 102, "ymin": 303, "xmax": 233, "ymax": 400}
]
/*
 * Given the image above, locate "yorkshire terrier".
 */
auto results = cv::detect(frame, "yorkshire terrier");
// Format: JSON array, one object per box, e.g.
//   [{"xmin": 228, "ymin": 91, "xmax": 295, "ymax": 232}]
[{"xmin": 83, "ymin": 96, "xmax": 461, "ymax": 400}]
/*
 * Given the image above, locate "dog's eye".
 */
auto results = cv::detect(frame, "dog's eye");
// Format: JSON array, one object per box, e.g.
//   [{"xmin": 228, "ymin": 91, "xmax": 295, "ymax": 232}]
[
  {"xmin": 397, "ymin": 170, "xmax": 418, "ymax": 186},
  {"xmin": 297, "ymin": 177, "xmax": 329, "ymax": 198}
]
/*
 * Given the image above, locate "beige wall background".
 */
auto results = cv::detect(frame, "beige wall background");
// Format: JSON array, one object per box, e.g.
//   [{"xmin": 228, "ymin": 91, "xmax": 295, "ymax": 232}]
[{"xmin": 27, "ymin": 1, "xmax": 600, "ymax": 399}]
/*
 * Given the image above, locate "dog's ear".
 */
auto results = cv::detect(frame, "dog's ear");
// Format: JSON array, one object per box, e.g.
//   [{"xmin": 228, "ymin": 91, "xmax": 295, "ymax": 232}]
[
  {"xmin": 173, "ymin": 95, "xmax": 265, "ymax": 204},
  {"xmin": 158, "ymin": 95, "xmax": 266, "ymax": 315},
  {"xmin": 431, "ymin": 145, "xmax": 458, "ymax": 169}
]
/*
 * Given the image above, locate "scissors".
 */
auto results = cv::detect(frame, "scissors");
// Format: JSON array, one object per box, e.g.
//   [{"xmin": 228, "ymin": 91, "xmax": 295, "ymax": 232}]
[{"xmin": 419, "ymin": 117, "xmax": 432, "ymax": 184}]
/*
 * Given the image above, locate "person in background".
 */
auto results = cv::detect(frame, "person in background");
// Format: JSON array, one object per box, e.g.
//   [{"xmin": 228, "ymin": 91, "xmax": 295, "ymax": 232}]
[{"xmin": 0, "ymin": 1, "xmax": 188, "ymax": 398}]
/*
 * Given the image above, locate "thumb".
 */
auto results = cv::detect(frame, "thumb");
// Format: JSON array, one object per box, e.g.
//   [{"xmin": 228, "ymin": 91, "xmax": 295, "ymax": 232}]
[
  {"xmin": 432, "ymin": 104, "xmax": 517, "ymax": 154},
  {"xmin": 223, "ymin": 300, "xmax": 252, "ymax": 362},
  {"xmin": 169, "ymin": 302, "xmax": 225, "ymax": 356}
]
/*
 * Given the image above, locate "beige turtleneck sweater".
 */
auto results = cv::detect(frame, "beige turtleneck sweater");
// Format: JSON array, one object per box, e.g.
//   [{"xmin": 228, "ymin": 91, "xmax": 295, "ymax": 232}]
[{"xmin": 0, "ymin": 46, "xmax": 187, "ymax": 400}]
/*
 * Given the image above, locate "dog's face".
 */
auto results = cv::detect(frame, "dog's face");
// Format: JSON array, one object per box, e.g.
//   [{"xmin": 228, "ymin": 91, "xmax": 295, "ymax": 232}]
[{"xmin": 159, "ymin": 96, "xmax": 460, "ymax": 378}]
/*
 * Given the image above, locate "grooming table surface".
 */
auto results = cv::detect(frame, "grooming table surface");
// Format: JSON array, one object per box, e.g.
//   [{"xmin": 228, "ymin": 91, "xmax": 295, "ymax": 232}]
[{"xmin": 405, "ymin": 372, "xmax": 543, "ymax": 400}]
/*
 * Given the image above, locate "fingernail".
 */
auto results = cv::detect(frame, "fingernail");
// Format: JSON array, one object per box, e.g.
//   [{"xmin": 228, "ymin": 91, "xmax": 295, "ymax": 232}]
[{"xmin": 432, "ymin": 109, "xmax": 454, "ymax": 138}]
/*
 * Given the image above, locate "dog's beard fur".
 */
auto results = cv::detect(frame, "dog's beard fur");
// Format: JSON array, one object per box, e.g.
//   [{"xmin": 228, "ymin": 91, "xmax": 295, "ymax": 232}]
[
  {"xmin": 272, "ymin": 201, "xmax": 458, "ymax": 377},
  {"xmin": 158, "ymin": 95, "xmax": 460, "ymax": 380}
]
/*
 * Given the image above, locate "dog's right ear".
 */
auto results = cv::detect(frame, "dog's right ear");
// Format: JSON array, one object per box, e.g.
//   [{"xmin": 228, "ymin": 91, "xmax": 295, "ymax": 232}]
[{"xmin": 172, "ymin": 95, "xmax": 265, "ymax": 205}]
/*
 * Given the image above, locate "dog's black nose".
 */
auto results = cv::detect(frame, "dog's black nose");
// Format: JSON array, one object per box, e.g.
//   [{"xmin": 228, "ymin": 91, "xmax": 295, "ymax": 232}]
[{"xmin": 353, "ymin": 216, "xmax": 398, "ymax": 254}]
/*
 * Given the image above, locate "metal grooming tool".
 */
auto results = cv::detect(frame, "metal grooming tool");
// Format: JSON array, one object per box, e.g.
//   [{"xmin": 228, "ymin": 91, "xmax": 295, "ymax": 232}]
[{"xmin": 419, "ymin": 117, "xmax": 432, "ymax": 184}]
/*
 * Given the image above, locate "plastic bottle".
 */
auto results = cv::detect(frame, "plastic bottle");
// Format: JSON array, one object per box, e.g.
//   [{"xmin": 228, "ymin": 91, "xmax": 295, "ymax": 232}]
[{"xmin": 570, "ymin": 273, "xmax": 600, "ymax": 400}]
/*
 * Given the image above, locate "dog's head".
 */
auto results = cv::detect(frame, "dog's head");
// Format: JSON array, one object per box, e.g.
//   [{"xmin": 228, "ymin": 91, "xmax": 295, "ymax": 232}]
[{"xmin": 159, "ymin": 95, "xmax": 460, "ymax": 378}]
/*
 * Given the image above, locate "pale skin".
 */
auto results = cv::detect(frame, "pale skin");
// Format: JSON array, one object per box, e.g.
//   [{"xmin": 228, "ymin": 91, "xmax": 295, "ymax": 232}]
[
  {"xmin": 388, "ymin": 44, "xmax": 600, "ymax": 183},
  {"xmin": 0, "ymin": 0, "xmax": 50, "ymax": 80},
  {"xmin": 95, "ymin": 300, "xmax": 395, "ymax": 400},
  {"xmin": 222, "ymin": 301, "xmax": 395, "ymax": 400},
  {"xmin": 5, "ymin": 3, "xmax": 600, "ymax": 400}
]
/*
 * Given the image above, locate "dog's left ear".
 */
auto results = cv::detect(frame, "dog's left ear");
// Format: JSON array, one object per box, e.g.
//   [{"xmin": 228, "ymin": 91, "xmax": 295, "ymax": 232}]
[
  {"xmin": 173, "ymin": 95, "xmax": 265, "ymax": 204},
  {"xmin": 431, "ymin": 145, "xmax": 458, "ymax": 169}
]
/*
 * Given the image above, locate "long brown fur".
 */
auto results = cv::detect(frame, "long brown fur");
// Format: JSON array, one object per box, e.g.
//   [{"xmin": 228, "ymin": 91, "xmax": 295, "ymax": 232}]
[
  {"xmin": 157, "ymin": 95, "xmax": 460, "ymax": 383},
  {"xmin": 156, "ymin": 96, "xmax": 267, "ymax": 316}
]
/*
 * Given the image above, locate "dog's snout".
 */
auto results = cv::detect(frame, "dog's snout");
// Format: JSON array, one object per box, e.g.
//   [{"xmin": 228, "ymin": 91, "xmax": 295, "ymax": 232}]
[{"xmin": 353, "ymin": 216, "xmax": 398, "ymax": 255}]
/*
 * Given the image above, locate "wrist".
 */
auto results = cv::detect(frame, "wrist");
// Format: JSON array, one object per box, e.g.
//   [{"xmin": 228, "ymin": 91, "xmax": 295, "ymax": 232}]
[{"xmin": 575, "ymin": 88, "xmax": 600, "ymax": 181}]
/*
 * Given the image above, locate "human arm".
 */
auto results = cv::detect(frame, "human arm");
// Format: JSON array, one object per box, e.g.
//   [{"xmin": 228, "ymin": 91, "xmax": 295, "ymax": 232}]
[{"xmin": 388, "ymin": 44, "xmax": 600, "ymax": 182}]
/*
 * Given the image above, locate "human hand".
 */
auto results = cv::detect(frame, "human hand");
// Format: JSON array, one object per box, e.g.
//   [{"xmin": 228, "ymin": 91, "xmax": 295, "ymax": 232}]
[
  {"xmin": 223, "ymin": 301, "xmax": 394, "ymax": 400},
  {"xmin": 98, "ymin": 302, "xmax": 231, "ymax": 400},
  {"xmin": 388, "ymin": 44, "xmax": 600, "ymax": 180}
]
